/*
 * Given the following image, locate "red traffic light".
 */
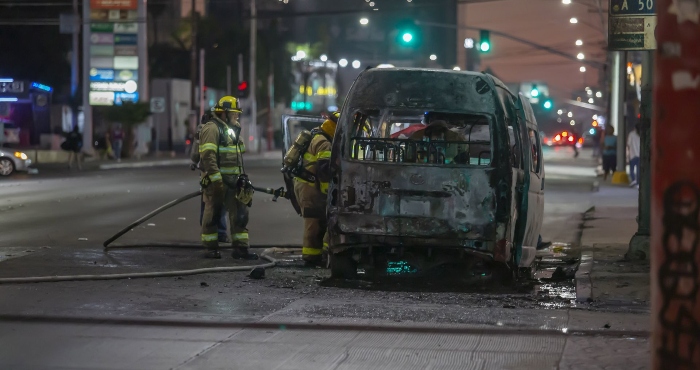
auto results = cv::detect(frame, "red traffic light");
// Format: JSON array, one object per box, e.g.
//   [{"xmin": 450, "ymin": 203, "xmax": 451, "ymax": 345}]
[{"xmin": 237, "ymin": 81, "xmax": 248, "ymax": 91}]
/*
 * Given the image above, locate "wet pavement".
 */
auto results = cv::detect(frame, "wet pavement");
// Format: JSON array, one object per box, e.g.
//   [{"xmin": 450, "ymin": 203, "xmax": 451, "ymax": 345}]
[{"xmin": 0, "ymin": 149, "xmax": 651, "ymax": 369}]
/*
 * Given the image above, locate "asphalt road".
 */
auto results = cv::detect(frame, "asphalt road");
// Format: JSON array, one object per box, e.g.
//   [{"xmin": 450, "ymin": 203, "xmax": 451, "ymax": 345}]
[{"xmin": 0, "ymin": 147, "xmax": 648, "ymax": 369}]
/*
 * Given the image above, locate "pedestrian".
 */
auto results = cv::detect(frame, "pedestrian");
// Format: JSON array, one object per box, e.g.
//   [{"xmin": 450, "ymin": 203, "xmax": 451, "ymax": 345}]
[
  {"xmin": 61, "ymin": 126, "xmax": 83, "ymax": 170},
  {"xmin": 191, "ymin": 110, "xmax": 229, "ymax": 244},
  {"xmin": 627, "ymin": 124, "xmax": 641, "ymax": 187},
  {"xmin": 112, "ymin": 124, "xmax": 124, "ymax": 162},
  {"xmin": 291, "ymin": 111, "xmax": 338, "ymax": 267},
  {"xmin": 601, "ymin": 125, "xmax": 617, "ymax": 181},
  {"xmin": 198, "ymin": 96, "xmax": 257, "ymax": 260},
  {"xmin": 572, "ymin": 128, "xmax": 580, "ymax": 158}
]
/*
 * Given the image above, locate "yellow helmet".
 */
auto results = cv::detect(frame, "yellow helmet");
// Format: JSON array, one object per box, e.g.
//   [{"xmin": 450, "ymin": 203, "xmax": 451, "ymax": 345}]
[
  {"xmin": 320, "ymin": 111, "xmax": 340, "ymax": 138},
  {"xmin": 213, "ymin": 96, "xmax": 242, "ymax": 113}
]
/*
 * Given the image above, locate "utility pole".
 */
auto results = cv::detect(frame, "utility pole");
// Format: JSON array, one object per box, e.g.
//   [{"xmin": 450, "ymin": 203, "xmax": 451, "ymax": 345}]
[
  {"xmin": 651, "ymin": 1, "xmax": 700, "ymax": 368},
  {"xmin": 70, "ymin": 0, "xmax": 79, "ymax": 130},
  {"xmin": 81, "ymin": 0, "xmax": 93, "ymax": 156},
  {"xmin": 609, "ymin": 51, "xmax": 628, "ymax": 184},
  {"xmin": 267, "ymin": 60, "xmax": 274, "ymax": 151},
  {"xmin": 199, "ymin": 49, "xmax": 205, "ymax": 119},
  {"xmin": 189, "ymin": 0, "xmax": 197, "ymax": 128},
  {"xmin": 249, "ymin": 0, "xmax": 258, "ymax": 153},
  {"xmin": 226, "ymin": 65, "xmax": 232, "ymax": 95},
  {"xmin": 627, "ymin": 51, "xmax": 652, "ymax": 260}
]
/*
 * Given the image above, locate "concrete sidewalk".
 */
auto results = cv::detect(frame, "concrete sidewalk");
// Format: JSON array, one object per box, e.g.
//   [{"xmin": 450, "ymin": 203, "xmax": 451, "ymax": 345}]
[{"xmin": 575, "ymin": 183, "xmax": 650, "ymax": 313}]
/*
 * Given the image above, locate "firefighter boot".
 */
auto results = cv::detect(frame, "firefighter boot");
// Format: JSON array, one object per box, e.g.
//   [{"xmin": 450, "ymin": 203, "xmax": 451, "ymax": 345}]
[{"xmin": 232, "ymin": 247, "xmax": 259, "ymax": 260}]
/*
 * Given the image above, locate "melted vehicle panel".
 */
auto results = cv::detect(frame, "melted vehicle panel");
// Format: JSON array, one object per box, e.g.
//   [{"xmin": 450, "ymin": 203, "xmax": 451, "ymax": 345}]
[{"xmin": 336, "ymin": 162, "xmax": 496, "ymax": 241}]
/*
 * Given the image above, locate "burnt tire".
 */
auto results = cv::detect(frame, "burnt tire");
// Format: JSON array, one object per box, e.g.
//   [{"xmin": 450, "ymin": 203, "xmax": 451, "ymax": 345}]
[{"xmin": 330, "ymin": 251, "xmax": 357, "ymax": 280}]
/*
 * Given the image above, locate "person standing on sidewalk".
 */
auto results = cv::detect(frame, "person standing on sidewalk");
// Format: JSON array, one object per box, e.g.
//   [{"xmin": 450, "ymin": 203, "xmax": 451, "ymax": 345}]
[
  {"xmin": 627, "ymin": 124, "xmax": 641, "ymax": 188},
  {"xmin": 61, "ymin": 126, "xmax": 83, "ymax": 170},
  {"xmin": 112, "ymin": 124, "xmax": 124, "ymax": 162},
  {"xmin": 191, "ymin": 110, "xmax": 229, "ymax": 244},
  {"xmin": 601, "ymin": 125, "xmax": 617, "ymax": 181}
]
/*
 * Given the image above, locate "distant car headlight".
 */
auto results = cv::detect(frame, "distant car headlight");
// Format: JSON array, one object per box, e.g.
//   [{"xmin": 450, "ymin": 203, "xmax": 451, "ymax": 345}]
[{"xmin": 14, "ymin": 152, "xmax": 28, "ymax": 160}]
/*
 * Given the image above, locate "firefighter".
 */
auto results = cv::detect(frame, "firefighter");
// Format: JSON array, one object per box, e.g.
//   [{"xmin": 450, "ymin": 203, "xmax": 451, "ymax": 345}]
[
  {"xmin": 191, "ymin": 110, "xmax": 229, "ymax": 244},
  {"xmin": 293, "ymin": 112, "xmax": 338, "ymax": 266},
  {"xmin": 199, "ymin": 96, "xmax": 257, "ymax": 260}
]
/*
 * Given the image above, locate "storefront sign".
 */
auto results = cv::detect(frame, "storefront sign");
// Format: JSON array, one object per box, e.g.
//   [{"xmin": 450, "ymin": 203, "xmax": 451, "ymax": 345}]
[
  {"xmin": 114, "ymin": 34, "xmax": 138, "ymax": 45},
  {"xmin": 113, "ymin": 56, "xmax": 138, "ymax": 69},
  {"xmin": 114, "ymin": 45, "xmax": 137, "ymax": 56},
  {"xmin": 90, "ymin": 0, "xmax": 137, "ymax": 10},
  {"xmin": 114, "ymin": 69, "xmax": 137, "ymax": 81},
  {"xmin": 89, "ymin": 91, "xmax": 115, "ymax": 106},
  {"xmin": 115, "ymin": 92, "xmax": 139, "ymax": 105},
  {"xmin": 90, "ymin": 33, "xmax": 114, "ymax": 44},
  {"xmin": 90, "ymin": 45, "xmax": 115, "ymax": 57},
  {"xmin": 113, "ymin": 23, "xmax": 138, "ymax": 33},
  {"xmin": 89, "ymin": 68, "xmax": 115, "ymax": 81}
]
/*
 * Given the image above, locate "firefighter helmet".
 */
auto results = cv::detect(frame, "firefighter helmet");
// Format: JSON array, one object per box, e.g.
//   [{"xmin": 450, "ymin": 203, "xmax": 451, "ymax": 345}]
[{"xmin": 213, "ymin": 96, "xmax": 242, "ymax": 113}]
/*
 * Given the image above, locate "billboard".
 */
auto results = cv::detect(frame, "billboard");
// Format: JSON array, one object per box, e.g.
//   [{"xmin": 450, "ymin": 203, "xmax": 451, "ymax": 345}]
[{"xmin": 87, "ymin": 0, "xmax": 142, "ymax": 106}]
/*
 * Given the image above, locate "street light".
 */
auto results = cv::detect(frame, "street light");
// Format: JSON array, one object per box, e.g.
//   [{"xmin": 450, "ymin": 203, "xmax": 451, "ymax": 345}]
[
  {"xmin": 580, "ymin": 66, "xmax": 587, "ymax": 72},
  {"xmin": 360, "ymin": 18, "xmax": 369, "ymax": 25},
  {"xmin": 562, "ymin": 0, "xmax": 571, "ymax": 4},
  {"xmin": 352, "ymin": 60, "xmax": 361, "ymax": 69},
  {"xmin": 593, "ymin": 114, "xmax": 598, "ymax": 120},
  {"xmin": 596, "ymin": 91, "xmax": 602, "ymax": 98},
  {"xmin": 577, "ymin": 53, "xmax": 585, "ymax": 60},
  {"xmin": 453, "ymin": 66, "xmax": 461, "ymax": 71},
  {"xmin": 557, "ymin": 109, "xmax": 563, "ymax": 115},
  {"xmin": 588, "ymin": 98, "xmax": 594, "ymax": 103},
  {"xmin": 570, "ymin": 120, "xmax": 576, "ymax": 125},
  {"xmin": 570, "ymin": 17, "xmax": 578, "ymax": 24},
  {"xmin": 568, "ymin": 112, "xmax": 573, "ymax": 117},
  {"xmin": 430, "ymin": 54, "xmax": 437, "ymax": 61},
  {"xmin": 320, "ymin": 54, "xmax": 328, "ymax": 62},
  {"xmin": 296, "ymin": 50, "xmax": 306, "ymax": 59},
  {"xmin": 575, "ymin": 39, "xmax": 583, "ymax": 46},
  {"xmin": 339, "ymin": 58, "xmax": 348, "ymax": 67}
]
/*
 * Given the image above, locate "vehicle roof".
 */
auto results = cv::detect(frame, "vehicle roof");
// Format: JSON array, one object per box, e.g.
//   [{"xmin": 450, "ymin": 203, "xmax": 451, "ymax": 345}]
[{"xmin": 362, "ymin": 67, "xmax": 504, "ymax": 85}]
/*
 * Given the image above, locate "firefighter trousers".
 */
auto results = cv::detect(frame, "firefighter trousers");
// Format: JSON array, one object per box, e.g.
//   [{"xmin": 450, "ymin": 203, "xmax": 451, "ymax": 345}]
[
  {"xmin": 293, "ymin": 180, "xmax": 328, "ymax": 262},
  {"xmin": 201, "ymin": 185, "xmax": 249, "ymax": 250}
]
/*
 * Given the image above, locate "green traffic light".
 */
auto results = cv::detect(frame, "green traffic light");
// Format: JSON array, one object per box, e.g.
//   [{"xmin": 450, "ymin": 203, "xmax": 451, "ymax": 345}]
[
  {"xmin": 531, "ymin": 89, "xmax": 539, "ymax": 97},
  {"xmin": 480, "ymin": 42, "xmax": 490, "ymax": 52},
  {"xmin": 402, "ymin": 32, "xmax": 413, "ymax": 43},
  {"xmin": 543, "ymin": 100, "xmax": 553, "ymax": 109}
]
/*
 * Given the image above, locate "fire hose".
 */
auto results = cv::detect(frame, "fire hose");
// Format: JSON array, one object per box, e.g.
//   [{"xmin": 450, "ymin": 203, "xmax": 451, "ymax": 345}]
[{"xmin": 0, "ymin": 168, "xmax": 295, "ymax": 285}]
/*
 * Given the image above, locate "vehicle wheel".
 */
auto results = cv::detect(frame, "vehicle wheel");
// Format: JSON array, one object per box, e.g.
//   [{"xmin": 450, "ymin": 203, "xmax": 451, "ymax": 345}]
[
  {"xmin": 330, "ymin": 251, "xmax": 357, "ymax": 280},
  {"xmin": 0, "ymin": 158, "xmax": 15, "ymax": 176}
]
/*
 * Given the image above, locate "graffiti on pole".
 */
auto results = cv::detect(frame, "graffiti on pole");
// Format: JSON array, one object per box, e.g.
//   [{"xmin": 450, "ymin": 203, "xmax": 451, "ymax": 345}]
[{"xmin": 657, "ymin": 181, "xmax": 700, "ymax": 367}]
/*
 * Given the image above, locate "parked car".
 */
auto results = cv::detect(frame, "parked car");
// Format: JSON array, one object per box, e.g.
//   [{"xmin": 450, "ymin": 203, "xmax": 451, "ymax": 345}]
[{"xmin": 0, "ymin": 148, "xmax": 33, "ymax": 176}]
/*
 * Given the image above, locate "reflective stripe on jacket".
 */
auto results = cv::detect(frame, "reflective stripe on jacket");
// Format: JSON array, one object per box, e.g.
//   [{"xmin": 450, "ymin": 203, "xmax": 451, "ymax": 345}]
[
  {"xmin": 298, "ymin": 131, "xmax": 332, "ymax": 194},
  {"xmin": 199, "ymin": 116, "xmax": 245, "ymax": 183}
]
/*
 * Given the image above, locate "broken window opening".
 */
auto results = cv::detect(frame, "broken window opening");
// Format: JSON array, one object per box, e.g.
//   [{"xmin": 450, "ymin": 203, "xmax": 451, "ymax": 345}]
[{"xmin": 348, "ymin": 109, "xmax": 493, "ymax": 166}]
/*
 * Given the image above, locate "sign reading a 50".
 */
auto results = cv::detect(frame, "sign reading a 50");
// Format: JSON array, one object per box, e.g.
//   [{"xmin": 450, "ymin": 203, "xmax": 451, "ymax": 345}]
[{"xmin": 611, "ymin": 0, "xmax": 656, "ymax": 16}]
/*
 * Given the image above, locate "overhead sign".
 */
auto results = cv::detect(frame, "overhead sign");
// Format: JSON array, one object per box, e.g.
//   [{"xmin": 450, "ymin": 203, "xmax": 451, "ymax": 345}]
[
  {"xmin": 609, "ymin": 0, "xmax": 657, "ymax": 50},
  {"xmin": 610, "ymin": 0, "xmax": 656, "ymax": 15},
  {"xmin": 150, "ymin": 97, "xmax": 165, "ymax": 113}
]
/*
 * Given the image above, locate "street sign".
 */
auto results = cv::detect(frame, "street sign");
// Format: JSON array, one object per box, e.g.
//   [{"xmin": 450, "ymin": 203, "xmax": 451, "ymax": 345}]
[
  {"xmin": 150, "ymin": 97, "xmax": 165, "ymax": 113},
  {"xmin": 610, "ymin": 0, "xmax": 656, "ymax": 16},
  {"xmin": 608, "ymin": 0, "xmax": 657, "ymax": 50},
  {"xmin": 609, "ymin": 16, "xmax": 657, "ymax": 50}
]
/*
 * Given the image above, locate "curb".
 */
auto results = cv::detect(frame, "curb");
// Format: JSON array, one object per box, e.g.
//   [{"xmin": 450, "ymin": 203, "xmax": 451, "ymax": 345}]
[
  {"xmin": 98, "ymin": 159, "xmax": 191, "ymax": 170},
  {"xmin": 575, "ymin": 251, "xmax": 593, "ymax": 303}
]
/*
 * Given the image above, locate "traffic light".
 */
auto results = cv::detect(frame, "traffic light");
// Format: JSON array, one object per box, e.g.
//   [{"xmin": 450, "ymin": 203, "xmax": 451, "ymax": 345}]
[
  {"xmin": 543, "ymin": 98, "xmax": 553, "ymax": 110},
  {"xmin": 479, "ymin": 30, "xmax": 491, "ymax": 53},
  {"xmin": 530, "ymin": 84, "xmax": 540, "ymax": 98},
  {"xmin": 396, "ymin": 20, "xmax": 420, "ymax": 47},
  {"xmin": 237, "ymin": 80, "xmax": 249, "ymax": 98},
  {"xmin": 401, "ymin": 32, "xmax": 414, "ymax": 43}
]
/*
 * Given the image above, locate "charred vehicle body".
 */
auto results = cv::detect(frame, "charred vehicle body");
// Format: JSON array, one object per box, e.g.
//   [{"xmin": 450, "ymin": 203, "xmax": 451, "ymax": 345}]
[{"xmin": 283, "ymin": 68, "xmax": 544, "ymax": 279}]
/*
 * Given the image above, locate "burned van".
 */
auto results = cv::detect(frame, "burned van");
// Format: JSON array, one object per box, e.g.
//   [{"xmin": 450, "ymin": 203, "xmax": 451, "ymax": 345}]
[{"xmin": 284, "ymin": 68, "xmax": 544, "ymax": 279}]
